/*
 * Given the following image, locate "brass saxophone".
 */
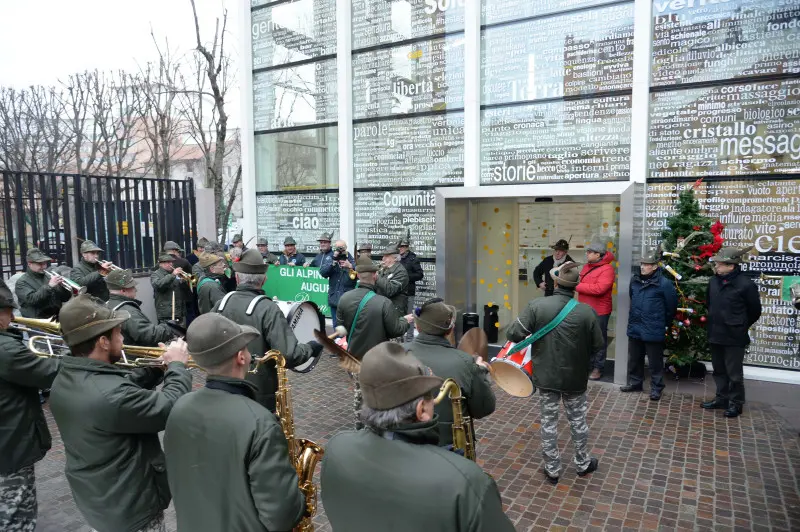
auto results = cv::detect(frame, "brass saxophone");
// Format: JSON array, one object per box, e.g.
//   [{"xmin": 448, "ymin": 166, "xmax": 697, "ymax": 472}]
[
  {"xmin": 434, "ymin": 378, "xmax": 476, "ymax": 461},
  {"xmin": 263, "ymin": 351, "xmax": 323, "ymax": 532}
]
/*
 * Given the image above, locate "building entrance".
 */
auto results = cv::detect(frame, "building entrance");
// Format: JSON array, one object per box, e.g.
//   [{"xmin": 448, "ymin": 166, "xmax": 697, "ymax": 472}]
[{"xmin": 435, "ymin": 182, "xmax": 641, "ymax": 384}]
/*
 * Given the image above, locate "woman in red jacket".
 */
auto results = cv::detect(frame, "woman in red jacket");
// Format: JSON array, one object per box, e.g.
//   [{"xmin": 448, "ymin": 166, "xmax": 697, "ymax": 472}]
[{"xmin": 575, "ymin": 240, "xmax": 615, "ymax": 380}]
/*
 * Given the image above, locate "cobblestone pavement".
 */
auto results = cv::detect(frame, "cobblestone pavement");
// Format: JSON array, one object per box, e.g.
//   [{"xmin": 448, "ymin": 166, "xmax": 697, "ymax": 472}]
[{"xmin": 35, "ymin": 355, "xmax": 800, "ymax": 531}]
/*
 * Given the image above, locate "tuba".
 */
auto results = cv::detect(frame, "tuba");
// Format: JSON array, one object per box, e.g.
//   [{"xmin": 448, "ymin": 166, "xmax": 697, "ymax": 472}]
[
  {"xmin": 434, "ymin": 378, "xmax": 476, "ymax": 461},
  {"xmin": 256, "ymin": 351, "xmax": 323, "ymax": 532}
]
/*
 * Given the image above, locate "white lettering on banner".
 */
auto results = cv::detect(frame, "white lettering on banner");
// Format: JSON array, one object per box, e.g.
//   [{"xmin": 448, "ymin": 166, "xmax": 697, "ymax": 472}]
[
  {"xmin": 279, "ymin": 267, "xmax": 324, "ymax": 280},
  {"xmin": 382, "ymin": 191, "xmax": 436, "ymax": 208},
  {"xmin": 292, "ymin": 216, "xmax": 320, "ymax": 230}
]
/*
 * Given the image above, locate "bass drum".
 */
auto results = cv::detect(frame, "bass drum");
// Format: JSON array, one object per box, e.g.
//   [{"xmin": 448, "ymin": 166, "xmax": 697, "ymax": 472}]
[{"xmin": 275, "ymin": 300, "xmax": 326, "ymax": 373}]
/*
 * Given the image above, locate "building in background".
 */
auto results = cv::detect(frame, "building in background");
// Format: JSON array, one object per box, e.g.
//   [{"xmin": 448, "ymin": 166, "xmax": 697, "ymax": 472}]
[{"xmin": 239, "ymin": 0, "xmax": 800, "ymax": 384}]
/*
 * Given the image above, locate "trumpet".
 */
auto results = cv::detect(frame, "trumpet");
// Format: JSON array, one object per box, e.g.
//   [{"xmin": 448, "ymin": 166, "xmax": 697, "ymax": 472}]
[
  {"xmin": 98, "ymin": 261, "xmax": 124, "ymax": 277},
  {"xmin": 11, "ymin": 316, "xmax": 62, "ymax": 336},
  {"xmin": 759, "ymin": 273, "xmax": 784, "ymax": 281},
  {"xmin": 44, "ymin": 270, "xmax": 86, "ymax": 296}
]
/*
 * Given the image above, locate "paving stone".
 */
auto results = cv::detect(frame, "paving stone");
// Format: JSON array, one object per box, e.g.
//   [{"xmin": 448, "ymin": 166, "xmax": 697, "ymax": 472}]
[{"xmin": 32, "ymin": 361, "xmax": 800, "ymax": 530}]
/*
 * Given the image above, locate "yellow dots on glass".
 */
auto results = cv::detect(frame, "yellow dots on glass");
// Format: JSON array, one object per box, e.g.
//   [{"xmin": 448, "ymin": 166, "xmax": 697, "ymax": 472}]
[
  {"xmin": 503, "ymin": 294, "xmax": 509, "ymax": 301},
  {"xmin": 483, "ymin": 245, "xmax": 488, "ymax": 250},
  {"xmin": 497, "ymin": 278, "xmax": 503, "ymax": 284},
  {"xmin": 607, "ymin": 242, "xmax": 614, "ymax": 249},
  {"xmin": 525, "ymin": 219, "xmax": 530, "ymax": 223},
  {"xmin": 479, "ymin": 279, "xmax": 485, "ymax": 285},
  {"xmin": 505, "ymin": 269, "xmax": 511, "ymax": 275},
  {"xmin": 488, "ymin": 250, "xmax": 494, "ymax": 255},
  {"xmin": 506, "ymin": 259, "xmax": 512, "ymax": 265},
  {"xmin": 505, "ymin": 223, "xmax": 511, "ymax": 230},
  {"xmin": 615, "ymin": 206, "xmax": 621, "ymax": 212},
  {"xmin": 603, "ymin": 222, "xmax": 609, "ymax": 228},
  {"xmin": 494, "ymin": 322, "xmax": 500, "ymax": 328},
  {"xmin": 487, "ymin": 302, "xmax": 493, "ymax": 307},
  {"xmin": 488, "ymin": 284, "xmax": 494, "ymax": 289},
  {"xmin": 494, "ymin": 207, "xmax": 499, "ymax": 213}
]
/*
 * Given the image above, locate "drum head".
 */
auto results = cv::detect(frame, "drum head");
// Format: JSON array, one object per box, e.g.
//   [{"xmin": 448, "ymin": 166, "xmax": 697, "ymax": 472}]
[
  {"xmin": 491, "ymin": 361, "xmax": 534, "ymax": 397},
  {"xmin": 282, "ymin": 301, "xmax": 325, "ymax": 374}
]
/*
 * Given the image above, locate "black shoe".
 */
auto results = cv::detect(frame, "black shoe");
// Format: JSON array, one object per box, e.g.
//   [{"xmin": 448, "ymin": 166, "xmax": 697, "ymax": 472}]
[
  {"xmin": 577, "ymin": 457, "xmax": 599, "ymax": 477},
  {"xmin": 620, "ymin": 385, "xmax": 643, "ymax": 393},
  {"xmin": 701, "ymin": 398, "xmax": 728, "ymax": 409},
  {"xmin": 543, "ymin": 470, "xmax": 559, "ymax": 485},
  {"xmin": 724, "ymin": 405, "xmax": 743, "ymax": 418}
]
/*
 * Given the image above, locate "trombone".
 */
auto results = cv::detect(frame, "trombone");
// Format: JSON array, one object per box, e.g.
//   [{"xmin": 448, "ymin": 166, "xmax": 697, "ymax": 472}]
[
  {"xmin": 11, "ymin": 316, "xmax": 62, "ymax": 337},
  {"xmin": 26, "ymin": 335, "xmax": 208, "ymax": 370},
  {"xmin": 44, "ymin": 270, "xmax": 86, "ymax": 296}
]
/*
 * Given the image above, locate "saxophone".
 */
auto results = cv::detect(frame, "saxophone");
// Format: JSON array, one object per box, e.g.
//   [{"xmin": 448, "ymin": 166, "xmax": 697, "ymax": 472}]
[
  {"xmin": 434, "ymin": 378, "xmax": 476, "ymax": 461},
  {"xmin": 263, "ymin": 351, "xmax": 324, "ymax": 532}
]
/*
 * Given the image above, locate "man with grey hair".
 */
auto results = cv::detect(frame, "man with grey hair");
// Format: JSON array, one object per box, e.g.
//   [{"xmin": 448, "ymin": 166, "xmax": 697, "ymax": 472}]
[
  {"xmin": 320, "ymin": 342, "xmax": 514, "ymax": 531},
  {"xmin": 212, "ymin": 249, "xmax": 323, "ymax": 412},
  {"xmin": 376, "ymin": 243, "xmax": 410, "ymax": 318}
]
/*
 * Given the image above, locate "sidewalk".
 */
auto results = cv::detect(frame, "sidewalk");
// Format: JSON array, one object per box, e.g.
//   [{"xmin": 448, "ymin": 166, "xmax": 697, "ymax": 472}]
[{"xmin": 35, "ymin": 356, "xmax": 800, "ymax": 531}]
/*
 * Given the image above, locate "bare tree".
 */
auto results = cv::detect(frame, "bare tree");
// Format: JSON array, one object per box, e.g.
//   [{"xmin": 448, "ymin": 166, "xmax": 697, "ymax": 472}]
[
  {"xmin": 187, "ymin": 0, "xmax": 237, "ymax": 240},
  {"xmin": 138, "ymin": 32, "xmax": 186, "ymax": 179},
  {"xmin": 0, "ymin": 85, "xmax": 72, "ymax": 173}
]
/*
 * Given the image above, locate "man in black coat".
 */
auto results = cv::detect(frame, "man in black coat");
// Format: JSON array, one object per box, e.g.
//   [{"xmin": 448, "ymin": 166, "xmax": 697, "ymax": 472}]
[
  {"xmin": 398, "ymin": 233, "xmax": 424, "ymax": 341},
  {"xmin": 533, "ymin": 239, "xmax": 573, "ymax": 297},
  {"xmin": 701, "ymin": 247, "xmax": 762, "ymax": 418}
]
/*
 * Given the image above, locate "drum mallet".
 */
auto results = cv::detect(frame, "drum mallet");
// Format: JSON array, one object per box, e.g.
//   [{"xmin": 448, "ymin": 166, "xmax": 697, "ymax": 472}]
[{"xmin": 329, "ymin": 326, "xmax": 347, "ymax": 339}]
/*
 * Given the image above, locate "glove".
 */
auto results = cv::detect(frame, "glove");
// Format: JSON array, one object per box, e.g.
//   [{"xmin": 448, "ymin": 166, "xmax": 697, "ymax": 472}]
[{"xmin": 308, "ymin": 341, "xmax": 324, "ymax": 358}]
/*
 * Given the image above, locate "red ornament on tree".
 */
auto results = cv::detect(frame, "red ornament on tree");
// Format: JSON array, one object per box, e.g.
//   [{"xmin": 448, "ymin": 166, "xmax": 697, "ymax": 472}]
[
  {"xmin": 700, "ymin": 316, "xmax": 706, "ymax": 323},
  {"xmin": 694, "ymin": 265, "xmax": 701, "ymax": 271},
  {"xmin": 683, "ymin": 319, "xmax": 691, "ymax": 326}
]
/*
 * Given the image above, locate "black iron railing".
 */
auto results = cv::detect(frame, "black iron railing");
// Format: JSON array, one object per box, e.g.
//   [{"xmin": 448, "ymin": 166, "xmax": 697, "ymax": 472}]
[{"xmin": 1, "ymin": 171, "xmax": 197, "ymax": 275}]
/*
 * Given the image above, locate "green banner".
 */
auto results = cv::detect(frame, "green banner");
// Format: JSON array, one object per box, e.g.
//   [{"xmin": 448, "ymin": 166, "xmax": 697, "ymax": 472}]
[{"xmin": 262, "ymin": 265, "xmax": 331, "ymax": 317}]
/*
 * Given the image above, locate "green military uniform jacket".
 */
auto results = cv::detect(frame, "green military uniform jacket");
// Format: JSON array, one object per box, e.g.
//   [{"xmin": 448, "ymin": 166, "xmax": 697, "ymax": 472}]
[
  {"xmin": 196, "ymin": 274, "xmax": 227, "ymax": 315},
  {"xmin": 262, "ymin": 252, "xmax": 279, "ymax": 264},
  {"xmin": 336, "ymin": 283, "xmax": 409, "ymax": 359},
  {"xmin": 376, "ymin": 262, "xmax": 410, "ymax": 315},
  {"xmin": 150, "ymin": 267, "xmax": 186, "ymax": 321},
  {"xmin": 14, "ymin": 270, "xmax": 72, "ymax": 318},
  {"xmin": 321, "ymin": 419, "xmax": 515, "ymax": 532},
  {"xmin": 107, "ymin": 294, "xmax": 176, "ymax": 347},
  {"xmin": 406, "ymin": 333, "xmax": 496, "ymax": 447},
  {"xmin": 0, "ymin": 329, "xmax": 60, "ymax": 474},
  {"xmin": 164, "ymin": 375, "xmax": 305, "ymax": 532},
  {"xmin": 506, "ymin": 288, "xmax": 604, "ymax": 394},
  {"xmin": 50, "ymin": 357, "xmax": 191, "ymax": 532},
  {"xmin": 70, "ymin": 259, "xmax": 109, "ymax": 301},
  {"xmin": 212, "ymin": 286, "xmax": 313, "ymax": 412}
]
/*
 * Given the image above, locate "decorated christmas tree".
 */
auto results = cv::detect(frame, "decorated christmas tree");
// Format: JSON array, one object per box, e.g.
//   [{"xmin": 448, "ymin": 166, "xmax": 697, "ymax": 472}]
[{"xmin": 658, "ymin": 180, "xmax": 724, "ymax": 366}]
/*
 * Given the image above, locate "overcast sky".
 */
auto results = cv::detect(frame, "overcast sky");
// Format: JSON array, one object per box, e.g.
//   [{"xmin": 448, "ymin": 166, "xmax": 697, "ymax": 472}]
[{"xmin": 0, "ymin": 0, "xmax": 242, "ymax": 125}]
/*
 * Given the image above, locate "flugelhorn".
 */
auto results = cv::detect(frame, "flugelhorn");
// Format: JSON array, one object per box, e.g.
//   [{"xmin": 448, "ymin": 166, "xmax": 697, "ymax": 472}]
[
  {"xmin": 759, "ymin": 273, "xmax": 784, "ymax": 281},
  {"xmin": 11, "ymin": 316, "xmax": 61, "ymax": 336},
  {"xmin": 44, "ymin": 270, "xmax": 86, "ymax": 296},
  {"xmin": 434, "ymin": 378, "xmax": 476, "ymax": 461}
]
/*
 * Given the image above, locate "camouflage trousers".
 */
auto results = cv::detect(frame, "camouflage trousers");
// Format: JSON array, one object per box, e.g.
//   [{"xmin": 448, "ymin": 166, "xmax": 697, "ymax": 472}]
[
  {"xmin": 0, "ymin": 465, "xmax": 37, "ymax": 532},
  {"xmin": 351, "ymin": 373, "xmax": 364, "ymax": 430},
  {"xmin": 539, "ymin": 391, "xmax": 592, "ymax": 477},
  {"xmin": 92, "ymin": 512, "xmax": 165, "ymax": 532}
]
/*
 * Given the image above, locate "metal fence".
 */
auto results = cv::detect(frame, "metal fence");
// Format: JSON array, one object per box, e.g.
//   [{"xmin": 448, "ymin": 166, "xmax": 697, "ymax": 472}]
[{"xmin": 1, "ymin": 171, "xmax": 197, "ymax": 275}]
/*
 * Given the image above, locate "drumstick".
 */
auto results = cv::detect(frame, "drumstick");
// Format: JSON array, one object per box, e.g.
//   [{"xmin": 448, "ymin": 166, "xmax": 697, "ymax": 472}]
[{"xmin": 329, "ymin": 326, "xmax": 347, "ymax": 340}]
